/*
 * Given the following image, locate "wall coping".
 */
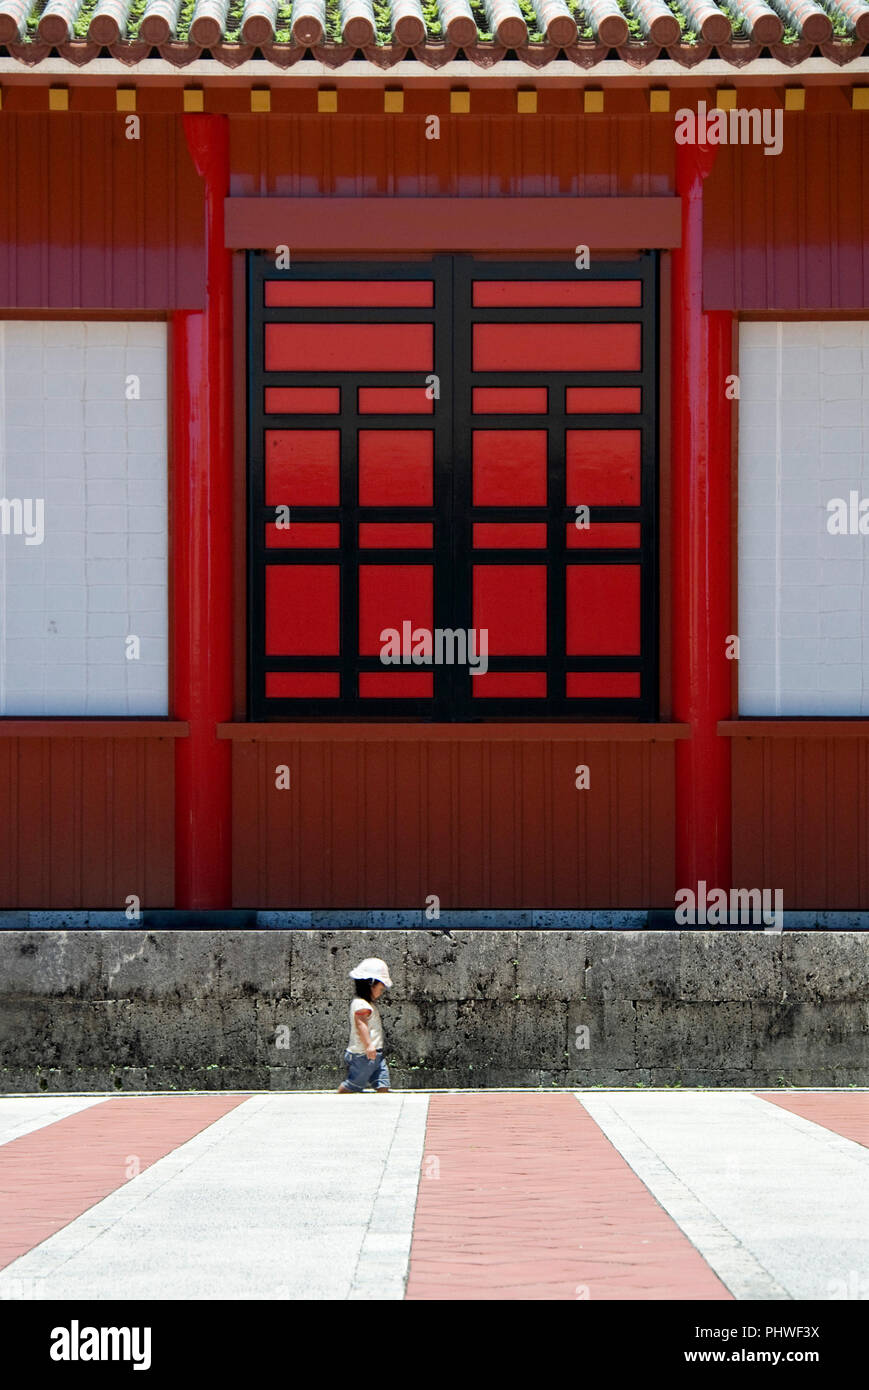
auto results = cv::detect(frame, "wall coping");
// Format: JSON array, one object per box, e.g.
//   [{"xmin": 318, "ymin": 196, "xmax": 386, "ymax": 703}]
[
  {"xmin": 217, "ymin": 722, "xmax": 690, "ymax": 742},
  {"xmin": 0, "ymin": 720, "xmax": 189, "ymax": 738},
  {"xmin": 719, "ymin": 720, "xmax": 869, "ymax": 738}
]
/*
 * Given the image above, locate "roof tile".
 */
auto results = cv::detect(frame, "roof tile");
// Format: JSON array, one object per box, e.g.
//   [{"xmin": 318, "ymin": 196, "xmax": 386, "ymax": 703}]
[{"xmin": 0, "ymin": 0, "xmax": 865, "ymax": 64}]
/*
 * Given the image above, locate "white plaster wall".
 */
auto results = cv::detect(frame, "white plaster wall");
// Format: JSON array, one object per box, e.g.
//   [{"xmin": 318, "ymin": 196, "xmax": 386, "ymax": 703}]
[
  {"xmin": 0, "ymin": 321, "xmax": 168, "ymax": 715},
  {"xmin": 738, "ymin": 321, "xmax": 869, "ymax": 716}
]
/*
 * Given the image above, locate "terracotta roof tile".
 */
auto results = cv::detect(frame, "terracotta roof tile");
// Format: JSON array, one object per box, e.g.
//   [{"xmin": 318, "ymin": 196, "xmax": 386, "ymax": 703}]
[{"xmin": 0, "ymin": 0, "xmax": 867, "ymax": 63}]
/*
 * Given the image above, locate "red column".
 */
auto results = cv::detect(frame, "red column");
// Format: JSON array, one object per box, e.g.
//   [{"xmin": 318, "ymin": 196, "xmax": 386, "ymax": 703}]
[
  {"xmin": 172, "ymin": 116, "xmax": 233, "ymax": 909},
  {"xmin": 672, "ymin": 143, "xmax": 733, "ymax": 896}
]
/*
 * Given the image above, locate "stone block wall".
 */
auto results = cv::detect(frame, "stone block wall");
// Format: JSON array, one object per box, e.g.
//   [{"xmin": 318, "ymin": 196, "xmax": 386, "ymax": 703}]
[{"xmin": 1, "ymin": 930, "xmax": 867, "ymax": 1091}]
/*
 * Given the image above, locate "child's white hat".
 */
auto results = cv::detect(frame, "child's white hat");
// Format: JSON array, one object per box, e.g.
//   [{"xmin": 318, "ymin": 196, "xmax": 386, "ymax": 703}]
[{"xmin": 349, "ymin": 957, "xmax": 393, "ymax": 987}]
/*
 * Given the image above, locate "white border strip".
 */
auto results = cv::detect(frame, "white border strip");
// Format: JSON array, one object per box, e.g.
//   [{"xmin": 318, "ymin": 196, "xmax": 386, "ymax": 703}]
[
  {"xmin": 0, "ymin": 56, "xmax": 868, "ymax": 81},
  {"xmin": 576, "ymin": 1093, "xmax": 792, "ymax": 1300}
]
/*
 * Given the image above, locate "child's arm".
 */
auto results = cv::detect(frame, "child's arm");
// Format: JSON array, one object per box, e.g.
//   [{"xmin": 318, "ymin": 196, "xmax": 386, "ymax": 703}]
[{"xmin": 354, "ymin": 1008, "xmax": 376, "ymax": 1060}]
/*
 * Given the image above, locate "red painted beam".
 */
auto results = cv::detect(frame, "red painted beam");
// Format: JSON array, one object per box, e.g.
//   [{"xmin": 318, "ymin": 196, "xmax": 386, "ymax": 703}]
[
  {"xmin": 672, "ymin": 143, "xmax": 733, "ymax": 898},
  {"xmin": 224, "ymin": 197, "xmax": 682, "ymax": 253},
  {"xmin": 173, "ymin": 116, "xmax": 233, "ymax": 909}
]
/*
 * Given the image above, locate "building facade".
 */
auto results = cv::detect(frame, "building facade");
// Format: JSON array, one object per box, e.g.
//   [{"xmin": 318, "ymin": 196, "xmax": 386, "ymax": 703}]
[{"xmin": 0, "ymin": 0, "xmax": 868, "ymax": 913}]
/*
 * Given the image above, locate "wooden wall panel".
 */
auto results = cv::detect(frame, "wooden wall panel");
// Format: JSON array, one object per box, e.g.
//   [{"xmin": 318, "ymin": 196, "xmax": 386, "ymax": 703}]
[
  {"xmin": 228, "ymin": 116, "xmax": 676, "ymax": 201},
  {"xmin": 227, "ymin": 730, "xmax": 679, "ymax": 910},
  {"xmin": 0, "ymin": 116, "xmax": 205, "ymax": 310},
  {"xmin": 704, "ymin": 116, "xmax": 869, "ymax": 311},
  {"xmin": 0, "ymin": 734, "xmax": 178, "ymax": 908},
  {"xmin": 730, "ymin": 735, "xmax": 869, "ymax": 909}
]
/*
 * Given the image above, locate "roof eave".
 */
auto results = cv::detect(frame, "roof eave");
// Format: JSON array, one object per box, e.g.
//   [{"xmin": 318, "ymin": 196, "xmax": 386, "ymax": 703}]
[{"xmin": 1, "ymin": 54, "xmax": 869, "ymax": 82}]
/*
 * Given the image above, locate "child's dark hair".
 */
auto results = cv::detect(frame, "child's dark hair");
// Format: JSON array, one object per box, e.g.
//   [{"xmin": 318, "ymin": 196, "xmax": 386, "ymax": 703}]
[{"xmin": 353, "ymin": 978, "xmax": 375, "ymax": 1002}]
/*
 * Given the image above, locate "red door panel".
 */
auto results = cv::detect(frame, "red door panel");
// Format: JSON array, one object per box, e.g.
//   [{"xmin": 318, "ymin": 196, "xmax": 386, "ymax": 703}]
[{"xmin": 251, "ymin": 257, "xmax": 655, "ymax": 716}]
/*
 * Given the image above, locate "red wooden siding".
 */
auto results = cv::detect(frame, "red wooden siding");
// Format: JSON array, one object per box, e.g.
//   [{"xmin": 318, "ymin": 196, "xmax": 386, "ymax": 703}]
[
  {"xmin": 704, "ymin": 115, "xmax": 869, "ymax": 311},
  {"xmin": 728, "ymin": 732, "xmax": 869, "ymax": 909},
  {"xmin": 228, "ymin": 116, "xmax": 676, "ymax": 199},
  {"xmin": 0, "ymin": 730, "xmax": 183, "ymax": 908},
  {"xmin": 0, "ymin": 116, "xmax": 205, "ymax": 309},
  {"xmin": 222, "ymin": 726, "xmax": 683, "ymax": 909}
]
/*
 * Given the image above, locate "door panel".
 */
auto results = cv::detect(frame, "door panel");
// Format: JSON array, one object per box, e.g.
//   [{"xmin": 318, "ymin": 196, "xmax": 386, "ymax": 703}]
[{"xmin": 247, "ymin": 253, "xmax": 658, "ymax": 720}]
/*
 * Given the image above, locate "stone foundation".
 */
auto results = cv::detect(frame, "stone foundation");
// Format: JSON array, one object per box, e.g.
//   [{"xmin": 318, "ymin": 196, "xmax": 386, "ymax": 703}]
[{"xmin": 1, "ymin": 930, "xmax": 867, "ymax": 1091}]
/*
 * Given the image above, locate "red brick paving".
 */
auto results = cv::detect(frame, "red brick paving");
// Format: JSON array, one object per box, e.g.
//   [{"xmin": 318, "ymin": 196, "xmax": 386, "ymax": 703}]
[
  {"xmin": 405, "ymin": 1094, "xmax": 733, "ymax": 1300},
  {"xmin": 0, "ymin": 1095, "xmax": 248, "ymax": 1270},
  {"xmin": 757, "ymin": 1092, "xmax": 869, "ymax": 1149}
]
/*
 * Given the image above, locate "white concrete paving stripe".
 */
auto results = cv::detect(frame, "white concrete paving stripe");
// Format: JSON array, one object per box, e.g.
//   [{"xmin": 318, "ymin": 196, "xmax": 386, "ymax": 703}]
[
  {"xmin": 577, "ymin": 1095, "xmax": 790, "ymax": 1300},
  {"xmin": 0, "ymin": 1094, "xmax": 429, "ymax": 1301},
  {"xmin": 578, "ymin": 1092, "xmax": 869, "ymax": 1302},
  {"xmin": 350, "ymin": 1096, "xmax": 428, "ymax": 1300},
  {"xmin": 0, "ymin": 1096, "xmax": 109, "ymax": 1147},
  {"xmin": 0, "ymin": 1096, "xmax": 265, "ymax": 1302}
]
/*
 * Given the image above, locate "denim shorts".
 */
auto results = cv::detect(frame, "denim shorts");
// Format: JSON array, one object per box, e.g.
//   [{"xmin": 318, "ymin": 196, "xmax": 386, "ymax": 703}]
[{"xmin": 343, "ymin": 1048, "xmax": 390, "ymax": 1092}]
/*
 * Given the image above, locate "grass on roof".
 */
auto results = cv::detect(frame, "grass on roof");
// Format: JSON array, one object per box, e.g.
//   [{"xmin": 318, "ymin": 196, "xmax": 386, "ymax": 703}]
[
  {"xmin": 666, "ymin": 1, "xmax": 697, "ymax": 43},
  {"xmin": 225, "ymin": 0, "xmax": 245, "ymax": 40},
  {"xmin": 325, "ymin": 0, "xmax": 342, "ymax": 42},
  {"xmin": 422, "ymin": 0, "xmax": 443, "ymax": 38},
  {"xmin": 373, "ymin": 0, "xmax": 392, "ymax": 43},
  {"xmin": 26, "ymin": 0, "xmax": 49, "ymax": 35},
  {"xmin": 125, "ymin": 0, "xmax": 149, "ymax": 40},
  {"xmin": 565, "ymin": 0, "xmax": 594, "ymax": 40},
  {"xmin": 467, "ymin": 0, "xmax": 492, "ymax": 41},
  {"xmin": 616, "ymin": 0, "xmax": 644, "ymax": 41},
  {"xmin": 718, "ymin": 3, "xmax": 745, "ymax": 37},
  {"xmin": 175, "ymin": 0, "xmax": 196, "ymax": 42},
  {"xmin": 275, "ymin": 2, "xmax": 293, "ymax": 41}
]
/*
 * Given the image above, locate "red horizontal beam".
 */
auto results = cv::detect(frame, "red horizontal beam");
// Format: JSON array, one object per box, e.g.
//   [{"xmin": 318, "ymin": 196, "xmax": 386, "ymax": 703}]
[
  {"xmin": 218, "ymin": 722, "xmax": 690, "ymax": 742},
  {"xmin": 0, "ymin": 721, "xmax": 189, "ymax": 738},
  {"xmin": 224, "ymin": 197, "xmax": 682, "ymax": 252},
  {"xmin": 718, "ymin": 720, "xmax": 869, "ymax": 739}
]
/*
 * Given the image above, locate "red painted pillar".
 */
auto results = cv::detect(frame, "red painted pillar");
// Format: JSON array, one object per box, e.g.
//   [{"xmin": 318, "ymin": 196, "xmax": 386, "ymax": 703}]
[
  {"xmin": 672, "ymin": 143, "xmax": 733, "ymax": 897},
  {"xmin": 172, "ymin": 116, "xmax": 233, "ymax": 909}
]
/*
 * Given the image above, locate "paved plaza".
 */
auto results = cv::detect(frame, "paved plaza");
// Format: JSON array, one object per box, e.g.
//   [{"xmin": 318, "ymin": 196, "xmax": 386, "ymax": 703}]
[{"xmin": 0, "ymin": 1090, "xmax": 866, "ymax": 1301}]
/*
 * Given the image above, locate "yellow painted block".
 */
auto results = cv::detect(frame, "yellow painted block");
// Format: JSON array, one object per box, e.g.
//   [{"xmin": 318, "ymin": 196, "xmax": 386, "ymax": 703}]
[
  {"xmin": 183, "ymin": 89, "xmax": 204, "ymax": 113},
  {"xmin": 784, "ymin": 87, "xmax": 805, "ymax": 111},
  {"xmin": 715, "ymin": 88, "xmax": 737, "ymax": 110},
  {"xmin": 384, "ymin": 89, "xmax": 404, "ymax": 113},
  {"xmin": 517, "ymin": 90, "xmax": 537, "ymax": 114},
  {"xmin": 251, "ymin": 89, "xmax": 271, "ymax": 112},
  {"xmin": 49, "ymin": 87, "xmax": 69, "ymax": 112},
  {"xmin": 649, "ymin": 88, "xmax": 670, "ymax": 113},
  {"xmin": 852, "ymin": 88, "xmax": 869, "ymax": 110},
  {"xmin": 450, "ymin": 89, "xmax": 470, "ymax": 114},
  {"xmin": 584, "ymin": 89, "xmax": 604, "ymax": 114},
  {"xmin": 318, "ymin": 89, "xmax": 338, "ymax": 113},
  {"xmin": 116, "ymin": 89, "xmax": 136, "ymax": 112}
]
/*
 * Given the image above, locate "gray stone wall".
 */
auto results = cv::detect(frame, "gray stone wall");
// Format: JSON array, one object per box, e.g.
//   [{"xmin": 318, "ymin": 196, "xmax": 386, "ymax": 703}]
[{"xmin": 1, "ymin": 929, "xmax": 867, "ymax": 1091}]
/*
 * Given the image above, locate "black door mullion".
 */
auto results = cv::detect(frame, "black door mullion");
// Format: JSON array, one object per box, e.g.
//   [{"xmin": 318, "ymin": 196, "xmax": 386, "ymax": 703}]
[
  {"xmin": 451, "ymin": 255, "xmax": 474, "ymax": 721},
  {"xmin": 548, "ymin": 393, "xmax": 567, "ymax": 714},
  {"xmin": 340, "ymin": 399, "xmax": 359, "ymax": 708},
  {"xmin": 433, "ymin": 254, "xmax": 455, "ymax": 723}
]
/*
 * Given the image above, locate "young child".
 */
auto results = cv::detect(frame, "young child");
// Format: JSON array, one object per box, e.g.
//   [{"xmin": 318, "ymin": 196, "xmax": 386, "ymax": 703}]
[{"xmin": 337, "ymin": 957, "xmax": 392, "ymax": 1094}]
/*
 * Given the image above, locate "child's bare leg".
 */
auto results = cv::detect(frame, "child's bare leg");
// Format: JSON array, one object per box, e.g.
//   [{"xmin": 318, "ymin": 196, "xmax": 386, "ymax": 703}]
[
  {"xmin": 337, "ymin": 1083, "xmax": 352, "ymax": 1093},
  {"xmin": 376, "ymin": 1087, "xmax": 390, "ymax": 1093}
]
